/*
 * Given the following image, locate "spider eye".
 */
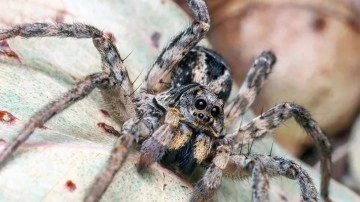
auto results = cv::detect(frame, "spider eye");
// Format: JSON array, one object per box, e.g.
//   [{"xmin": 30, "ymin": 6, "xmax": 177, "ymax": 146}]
[
  {"xmin": 195, "ymin": 99, "xmax": 207, "ymax": 110},
  {"xmin": 211, "ymin": 106, "xmax": 221, "ymax": 117}
]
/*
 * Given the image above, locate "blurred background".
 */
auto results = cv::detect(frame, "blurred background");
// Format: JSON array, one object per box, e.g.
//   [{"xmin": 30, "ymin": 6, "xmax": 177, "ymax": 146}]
[{"xmin": 175, "ymin": 0, "xmax": 360, "ymax": 195}]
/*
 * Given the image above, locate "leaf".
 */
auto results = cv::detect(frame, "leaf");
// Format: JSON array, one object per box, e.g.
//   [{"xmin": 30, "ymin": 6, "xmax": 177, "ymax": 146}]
[
  {"xmin": 0, "ymin": 0, "xmax": 359, "ymax": 201},
  {"xmin": 349, "ymin": 115, "xmax": 360, "ymax": 192}
]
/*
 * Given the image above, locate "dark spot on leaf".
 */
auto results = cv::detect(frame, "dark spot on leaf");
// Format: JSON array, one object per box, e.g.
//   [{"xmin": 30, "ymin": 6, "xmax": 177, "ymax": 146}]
[
  {"xmin": 54, "ymin": 9, "xmax": 71, "ymax": 23},
  {"xmin": 97, "ymin": 122, "xmax": 121, "ymax": 137},
  {"xmin": 278, "ymin": 192, "xmax": 288, "ymax": 201},
  {"xmin": 0, "ymin": 110, "xmax": 17, "ymax": 124},
  {"xmin": 65, "ymin": 180, "xmax": 76, "ymax": 192},
  {"xmin": 151, "ymin": 31, "xmax": 161, "ymax": 48},
  {"xmin": 38, "ymin": 125, "xmax": 49, "ymax": 130},
  {"xmin": 100, "ymin": 109, "xmax": 110, "ymax": 118},
  {"xmin": 346, "ymin": 18, "xmax": 360, "ymax": 34},
  {"xmin": 0, "ymin": 40, "xmax": 21, "ymax": 62},
  {"xmin": 311, "ymin": 16, "xmax": 326, "ymax": 32}
]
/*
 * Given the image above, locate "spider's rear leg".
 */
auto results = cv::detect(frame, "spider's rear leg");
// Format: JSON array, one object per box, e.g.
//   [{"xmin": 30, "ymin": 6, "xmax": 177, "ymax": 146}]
[
  {"xmin": 226, "ymin": 102, "xmax": 332, "ymax": 201},
  {"xmin": 142, "ymin": 0, "xmax": 210, "ymax": 93},
  {"xmin": 224, "ymin": 154, "xmax": 318, "ymax": 202},
  {"xmin": 224, "ymin": 51, "xmax": 276, "ymax": 129},
  {"xmin": 0, "ymin": 72, "xmax": 110, "ymax": 166}
]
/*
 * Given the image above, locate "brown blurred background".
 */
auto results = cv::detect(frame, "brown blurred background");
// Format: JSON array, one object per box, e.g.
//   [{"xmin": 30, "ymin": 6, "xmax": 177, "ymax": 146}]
[{"xmin": 176, "ymin": 0, "xmax": 360, "ymax": 194}]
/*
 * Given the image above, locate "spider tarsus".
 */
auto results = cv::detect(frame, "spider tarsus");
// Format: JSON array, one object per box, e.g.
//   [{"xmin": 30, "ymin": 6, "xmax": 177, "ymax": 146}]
[{"xmin": 260, "ymin": 51, "xmax": 276, "ymax": 67}]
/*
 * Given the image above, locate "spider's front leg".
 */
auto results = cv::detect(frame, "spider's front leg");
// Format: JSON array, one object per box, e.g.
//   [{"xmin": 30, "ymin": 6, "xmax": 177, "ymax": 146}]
[
  {"xmin": 0, "ymin": 22, "xmax": 141, "ymax": 202},
  {"xmin": 0, "ymin": 23, "xmax": 136, "ymax": 123},
  {"xmin": 190, "ymin": 144, "xmax": 231, "ymax": 202},
  {"xmin": 0, "ymin": 23, "xmax": 135, "ymax": 163},
  {"xmin": 137, "ymin": 108, "xmax": 181, "ymax": 171},
  {"xmin": 136, "ymin": 83, "xmax": 214, "ymax": 172},
  {"xmin": 226, "ymin": 102, "xmax": 332, "ymax": 201}
]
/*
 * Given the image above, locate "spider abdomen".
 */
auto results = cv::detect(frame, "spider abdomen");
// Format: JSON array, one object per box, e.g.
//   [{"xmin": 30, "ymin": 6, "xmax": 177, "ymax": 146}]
[{"xmin": 172, "ymin": 46, "xmax": 232, "ymax": 101}]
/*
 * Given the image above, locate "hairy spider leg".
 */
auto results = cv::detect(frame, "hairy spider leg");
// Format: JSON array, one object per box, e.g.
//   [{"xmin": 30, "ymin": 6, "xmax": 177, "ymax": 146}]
[
  {"xmin": 0, "ymin": 23, "xmax": 136, "ymax": 121},
  {"xmin": 224, "ymin": 51, "xmax": 276, "ymax": 130},
  {"xmin": 230, "ymin": 154, "xmax": 317, "ymax": 202},
  {"xmin": 192, "ymin": 151, "xmax": 319, "ymax": 202},
  {"xmin": 0, "ymin": 72, "xmax": 110, "ymax": 165},
  {"xmin": 137, "ymin": 108, "xmax": 180, "ymax": 171},
  {"xmin": 142, "ymin": 0, "xmax": 210, "ymax": 94},
  {"xmin": 89, "ymin": 0, "xmax": 213, "ymax": 200},
  {"xmin": 85, "ymin": 118, "xmax": 137, "ymax": 202},
  {"xmin": 227, "ymin": 154, "xmax": 318, "ymax": 202},
  {"xmin": 0, "ymin": 24, "xmax": 140, "ymax": 202},
  {"xmin": 226, "ymin": 102, "xmax": 332, "ymax": 201},
  {"xmin": 134, "ymin": 0, "xmax": 212, "ymax": 171}
]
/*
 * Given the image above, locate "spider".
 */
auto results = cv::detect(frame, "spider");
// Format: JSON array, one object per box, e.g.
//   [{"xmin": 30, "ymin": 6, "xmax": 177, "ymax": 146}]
[{"xmin": 0, "ymin": 0, "xmax": 332, "ymax": 201}]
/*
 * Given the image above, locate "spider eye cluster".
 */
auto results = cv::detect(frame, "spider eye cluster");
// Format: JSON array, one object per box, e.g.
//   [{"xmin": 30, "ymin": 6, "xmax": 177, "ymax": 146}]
[{"xmin": 194, "ymin": 98, "xmax": 221, "ymax": 118}]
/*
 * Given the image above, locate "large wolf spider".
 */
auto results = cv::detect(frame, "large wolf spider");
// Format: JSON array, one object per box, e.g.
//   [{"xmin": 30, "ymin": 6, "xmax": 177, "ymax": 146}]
[{"xmin": 0, "ymin": 0, "xmax": 332, "ymax": 201}]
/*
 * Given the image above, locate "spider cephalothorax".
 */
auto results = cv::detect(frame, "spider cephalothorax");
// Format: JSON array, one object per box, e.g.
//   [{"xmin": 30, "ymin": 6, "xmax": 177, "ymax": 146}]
[
  {"xmin": 156, "ymin": 84, "xmax": 225, "ymax": 136},
  {"xmin": 0, "ymin": 0, "xmax": 332, "ymax": 202}
]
